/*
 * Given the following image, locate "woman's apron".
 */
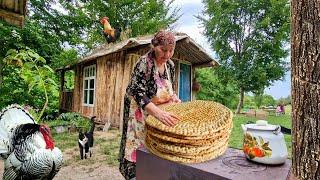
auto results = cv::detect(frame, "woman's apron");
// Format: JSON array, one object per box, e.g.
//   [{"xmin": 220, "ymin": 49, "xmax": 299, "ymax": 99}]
[{"xmin": 124, "ymin": 63, "xmax": 173, "ymax": 162}]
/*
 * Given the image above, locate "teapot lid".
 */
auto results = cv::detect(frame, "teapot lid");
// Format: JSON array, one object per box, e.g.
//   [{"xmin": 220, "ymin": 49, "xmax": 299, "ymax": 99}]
[{"xmin": 245, "ymin": 120, "xmax": 279, "ymax": 131}]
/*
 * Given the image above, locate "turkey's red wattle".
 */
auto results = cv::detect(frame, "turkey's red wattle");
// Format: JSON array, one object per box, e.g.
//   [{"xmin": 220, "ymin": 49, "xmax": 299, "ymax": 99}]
[{"xmin": 40, "ymin": 126, "xmax": 55, "ymax": 150}]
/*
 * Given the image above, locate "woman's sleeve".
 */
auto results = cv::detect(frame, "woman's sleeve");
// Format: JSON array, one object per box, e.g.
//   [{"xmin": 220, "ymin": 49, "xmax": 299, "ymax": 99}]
[{"xmin": 126, "ymin": 59, "xmax": 151, "ymax": 109}]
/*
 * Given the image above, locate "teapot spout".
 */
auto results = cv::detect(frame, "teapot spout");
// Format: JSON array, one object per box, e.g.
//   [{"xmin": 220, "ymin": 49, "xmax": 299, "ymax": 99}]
[{"xmin": 241, "ymin": 124, "xmax": 247, "ymax": 133}]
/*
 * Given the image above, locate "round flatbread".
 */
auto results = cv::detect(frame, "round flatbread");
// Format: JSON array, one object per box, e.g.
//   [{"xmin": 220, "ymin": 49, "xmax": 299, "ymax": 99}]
[
  {"xmin": 145, "ymin": 100, "xmax": 233, "ymax": 137},
  {"xmin": 144, "ymin": 100, "xmax": 233, "ymax": 163}
]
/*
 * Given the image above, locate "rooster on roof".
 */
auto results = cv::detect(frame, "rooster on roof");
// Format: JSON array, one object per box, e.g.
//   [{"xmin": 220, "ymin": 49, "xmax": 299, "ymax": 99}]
[
  {"xmin": 100, "ymin": 17, "xmax": 122, "ymax": 43},
  {"xmin": 0, "ymin": 104, "xmax": 63, "ymax": 179}
]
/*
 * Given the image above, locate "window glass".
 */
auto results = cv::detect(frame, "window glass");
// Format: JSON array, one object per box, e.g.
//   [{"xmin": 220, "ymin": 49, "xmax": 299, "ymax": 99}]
[
  {"xmin": 89, "ymin": 90, "xmax": 94, "ymax": 104},
  {"xmin": 90, "ymin": 79, "xmax": 94, "ymax": 89},
  {"xmin": 85, "ymin": 80, "xmax": 88, "ymax": 89}
]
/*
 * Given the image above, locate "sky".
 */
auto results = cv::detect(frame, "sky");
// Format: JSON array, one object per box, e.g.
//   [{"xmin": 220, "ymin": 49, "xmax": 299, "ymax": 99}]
[{"xmin": 171, "ymin": 0, "xmax": 291, "ymax": 100}]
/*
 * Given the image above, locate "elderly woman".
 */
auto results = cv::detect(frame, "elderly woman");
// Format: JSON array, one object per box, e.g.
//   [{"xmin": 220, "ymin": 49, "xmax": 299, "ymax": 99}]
[{"xmin": 119, "ymin": 30, "xmax": 181, "ymax": 180}]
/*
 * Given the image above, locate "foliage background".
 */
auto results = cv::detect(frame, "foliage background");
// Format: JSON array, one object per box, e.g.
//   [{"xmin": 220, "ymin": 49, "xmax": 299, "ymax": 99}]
[
  {"xmin": 0, "ymin": 0, "xmax": 291, "ymax": 118},
  {"xmin": 0, "ymin": 0, "xmax": 180, "ymax": 118}
]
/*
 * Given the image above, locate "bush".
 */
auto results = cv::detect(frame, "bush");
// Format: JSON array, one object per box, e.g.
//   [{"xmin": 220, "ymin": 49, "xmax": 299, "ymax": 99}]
[
  {"xmin": 58, "ymin": 112, "xmax": 81, "ymax": 121},
  {"xmin": 57, "ymin": 112, "xmax": 91, "ymax": 132},
  {"xmin": 45, "ymin": 119, "xmax": 71, "ymax": 127}
]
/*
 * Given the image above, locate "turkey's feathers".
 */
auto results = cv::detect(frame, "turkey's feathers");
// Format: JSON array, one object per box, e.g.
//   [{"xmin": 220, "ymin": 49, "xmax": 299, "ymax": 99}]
[
  {"xmin": 0, "ymin": 104, "xmax": 63, "ymax": 179},
  {"xmin": 0, "ymin": 105, "xmax": 36, "ymax": 158},
  {"xmin": 3, "ymin": 167, "xmax": 18, "ymax": 180}
]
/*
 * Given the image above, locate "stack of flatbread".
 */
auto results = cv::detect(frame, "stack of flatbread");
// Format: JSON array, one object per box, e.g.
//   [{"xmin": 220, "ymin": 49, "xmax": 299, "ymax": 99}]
[{"xmin": 145, "ymin": 100, "xmax": 233, "ymax": 163}]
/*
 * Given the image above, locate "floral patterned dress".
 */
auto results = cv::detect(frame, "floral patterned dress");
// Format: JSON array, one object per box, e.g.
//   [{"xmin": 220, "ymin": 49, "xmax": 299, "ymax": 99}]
[{"xmin": 119, "ymin": 50, "xmax": 175, "ymax": 180}]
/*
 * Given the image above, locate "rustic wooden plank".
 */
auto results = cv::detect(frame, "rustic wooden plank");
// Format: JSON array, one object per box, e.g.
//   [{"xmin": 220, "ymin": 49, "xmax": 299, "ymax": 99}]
[
  {"xmin": 113, "ymin": 54, "xmax": 121, "ymax": 125},
  {"xmin": 102, "ymin": 56, "xmax": 111, "ymax": 124},
  {"xmin": 3, "ymin": 0, "xmax": 14, "ymax": 10},
  {"xmin": 82, "ymin": 106, "xmax": 93, "ymax": 117},
  {"xmin": 109, "ymin": 54, "xmax": 119, "ymax": 125},
  {"xmin": 73, "ymin": 65, "xmax": 81, "ymax": 112},
  {"xmin": 175, "ymin": 44, "xmax": 201, "ymax": 65},
  {"xmin": 95, "ymin": 56, "xmax": 106, "ymax": 123},
  {"xmin": 118, "ymin": 51, "xmax": 127, "ymax": 130},
  {"xmin": 20, "ymin": 0, "xmax": 25, "ymax": 14},
  {"xmin": 14, "ymin": 0, "xmax": 19, "ymax": 12},
  {"xmin": 105, "ymin": 57, "xmax": 116, "ymax": 125},
  {"xmin": 0, "ymin": 9, "xmax": 24, "ymax": 27},
  {"xmin": 113, "ymin": 52, "xmax": 124, "ymax": 126}
]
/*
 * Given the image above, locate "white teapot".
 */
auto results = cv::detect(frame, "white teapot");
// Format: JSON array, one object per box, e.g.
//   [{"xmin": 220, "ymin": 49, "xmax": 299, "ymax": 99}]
[{"xmin": 241, "ymin": 120, "xmax": 288, "ymax": 165}]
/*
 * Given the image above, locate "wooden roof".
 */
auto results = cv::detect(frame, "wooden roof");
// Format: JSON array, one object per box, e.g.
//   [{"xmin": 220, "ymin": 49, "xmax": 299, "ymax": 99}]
[
  {"xmin": 0, "ymin": 0, "xmax": 27, "ymax": 27},
  {"xmin": 78, "ymin": 33, "xmax": 218, "ymax": 67}
]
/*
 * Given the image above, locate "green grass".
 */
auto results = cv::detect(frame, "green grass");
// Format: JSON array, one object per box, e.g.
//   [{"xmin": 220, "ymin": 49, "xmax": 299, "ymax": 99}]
[
  {"xmin": 52, "ymin": 129, "xmax": 122, "ymax": 167},
  {"xmin": 101, "ymin": 134, "xmax": 121, "ymax": 166},
  {"xmin": 229, "ymin": 113, "xmax": 292, "ymax": 158},
  {"xmin": 52, "ymin": 132, "xmax": 78, "ymax": 151}
]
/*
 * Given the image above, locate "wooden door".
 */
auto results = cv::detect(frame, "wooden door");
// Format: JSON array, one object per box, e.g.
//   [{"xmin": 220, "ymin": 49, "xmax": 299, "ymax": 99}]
[{"xmin": 179, "ymin": 63, "xmax": 191, "ymax": 102}]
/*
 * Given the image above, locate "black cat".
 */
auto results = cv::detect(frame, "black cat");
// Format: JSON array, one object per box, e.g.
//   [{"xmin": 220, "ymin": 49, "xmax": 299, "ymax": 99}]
[{"xmin": 78, "ymin": 116, "xmax": 96, "ymax": 159}]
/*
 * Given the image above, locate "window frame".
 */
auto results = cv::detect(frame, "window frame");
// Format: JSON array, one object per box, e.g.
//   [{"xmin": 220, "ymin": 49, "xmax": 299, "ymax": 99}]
[{"xmin": 82, "ymin": 64, "xmax": 96, "ymax": 107}]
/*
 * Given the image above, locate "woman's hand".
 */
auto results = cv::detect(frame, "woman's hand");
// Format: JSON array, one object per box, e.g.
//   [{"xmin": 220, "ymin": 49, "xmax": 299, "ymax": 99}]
[
  {"xmin": 170, "ymin": 94, "xmax": 181, "ymax": 103},
  {"xmin": 155, "ymin": 110, "xmax": 180, "ymax": 127},
  {"xmin": 145, "ymin": 102, "xmax": 180, "ymax": 127}
]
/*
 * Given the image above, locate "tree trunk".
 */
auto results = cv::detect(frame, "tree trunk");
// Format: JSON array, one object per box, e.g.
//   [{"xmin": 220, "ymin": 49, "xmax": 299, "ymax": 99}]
[
  {"xmin": 235, "ymin": 87, "xmax": 244, "ymax": 114},
  {"xmin": 291, "ymin": 0, "xmax": 320, "ymax": 179}
]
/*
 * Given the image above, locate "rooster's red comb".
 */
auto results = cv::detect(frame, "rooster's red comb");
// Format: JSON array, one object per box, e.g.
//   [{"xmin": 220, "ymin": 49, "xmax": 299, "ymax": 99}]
[{"xmin": 100, "ymin": 16, "xmax": 109, "ymax": 23}]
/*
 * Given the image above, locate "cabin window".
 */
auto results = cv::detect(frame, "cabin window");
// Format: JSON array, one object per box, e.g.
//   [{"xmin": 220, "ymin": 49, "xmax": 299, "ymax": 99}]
[{"xmin": 83, "ymin": 65, "xmax": 96, "ymax": 106}]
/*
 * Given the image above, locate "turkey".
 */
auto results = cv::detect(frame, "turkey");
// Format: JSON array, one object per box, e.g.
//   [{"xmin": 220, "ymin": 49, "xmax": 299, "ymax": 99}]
[{"xmin": 0, "ymin": 104, "xmax": 63, "ymax": 180}]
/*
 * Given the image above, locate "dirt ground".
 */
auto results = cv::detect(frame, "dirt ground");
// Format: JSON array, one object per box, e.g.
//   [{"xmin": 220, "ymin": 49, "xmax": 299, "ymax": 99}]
[{"xmin": 0, "ymin": 131, "xmax": 125, "ymax": 180}]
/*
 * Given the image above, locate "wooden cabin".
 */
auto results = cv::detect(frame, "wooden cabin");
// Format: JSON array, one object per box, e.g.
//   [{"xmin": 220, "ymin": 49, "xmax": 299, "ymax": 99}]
[
  {"xmin": 57, "ymin": 33, "xmax": 218, "ymax": 128},
  {"xmin": 0, "ymin": 0, "xmax": 28, "ymax": 27}
]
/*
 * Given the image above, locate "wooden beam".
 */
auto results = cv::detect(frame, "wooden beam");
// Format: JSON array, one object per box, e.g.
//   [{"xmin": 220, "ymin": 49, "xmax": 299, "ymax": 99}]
[
  {"xmin": 0, "ymin": 9, "xmax": 24, "ymax": 27},
  {"xmin": 193, "ymin": 61, "xmax": 219, "ymax": 68},
  {"xmin": 55, "ymin": 64, "xmax": 76, "ymax": 72}
]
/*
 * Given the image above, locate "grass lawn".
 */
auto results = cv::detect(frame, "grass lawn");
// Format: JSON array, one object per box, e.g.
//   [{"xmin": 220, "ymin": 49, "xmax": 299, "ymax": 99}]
[
  {"xmin": 229, "ymin": 109, "xmax": 292, "ymax": 158},
  {"xmin": 52, "ymin": 129, "xmax": 121, "ymax": 166}
]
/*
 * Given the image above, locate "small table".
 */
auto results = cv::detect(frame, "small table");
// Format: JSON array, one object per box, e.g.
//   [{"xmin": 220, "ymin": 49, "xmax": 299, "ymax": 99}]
[
  {"xmin": 136, "ymin": 148, "xmax": 291, "ymax": 180},
  {"xmin": 263, "ymin": 108, "xmax": 276, "ymax": 116}
]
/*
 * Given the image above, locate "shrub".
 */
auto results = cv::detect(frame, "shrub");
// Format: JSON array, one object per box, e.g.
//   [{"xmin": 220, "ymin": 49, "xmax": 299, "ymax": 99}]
[{"xmin": 58, "ymin": 112, "xmax": 91, "ymax": 132}]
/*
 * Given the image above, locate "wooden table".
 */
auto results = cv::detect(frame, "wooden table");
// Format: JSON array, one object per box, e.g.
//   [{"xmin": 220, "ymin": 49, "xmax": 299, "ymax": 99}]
[
  {"xmin": 263, "ymin": 108, "xmax": 277, "ymax": 116},
  {"xmin": 136, "ymin": 148, "xmax": 291, "ymax": 180}
]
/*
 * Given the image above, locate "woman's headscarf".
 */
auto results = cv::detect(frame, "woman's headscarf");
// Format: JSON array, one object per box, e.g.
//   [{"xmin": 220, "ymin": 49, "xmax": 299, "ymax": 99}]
[{"xmin": 151, "ymin": 30, "xmax": 176, "ymax": 47}]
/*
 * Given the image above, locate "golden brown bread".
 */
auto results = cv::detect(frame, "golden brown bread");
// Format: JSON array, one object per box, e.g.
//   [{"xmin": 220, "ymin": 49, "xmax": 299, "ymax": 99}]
[{"xmin": 144, "ymin": 100, "xmax": 233, "ymax": 163}]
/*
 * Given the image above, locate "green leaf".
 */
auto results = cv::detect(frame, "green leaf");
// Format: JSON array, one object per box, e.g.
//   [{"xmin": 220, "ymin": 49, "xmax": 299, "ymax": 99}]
[
  {"xmin": 43, "ymin": 65, "xmax": 54, "ymax": 73},
  {"xmin": 5, "ymin": 49, "xmax": 18, "ymax": 57},
  {"xmin": 23, "ymin": 62, "xmax": 35, "ymax": 69},
  {"xmin": 47, "ymin": 78, "xmax": 58, "ymax": 86},
  {"xmin": 28, "ymin": 81, "xmax": 37, "ymax": 93},
  {"xmin": 27, "ymin": 51, "xmax": 40, "ymax": 60},
  {"xmin": 38, "ymin": 57, "xmax": 46, "ymax": 64}
]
